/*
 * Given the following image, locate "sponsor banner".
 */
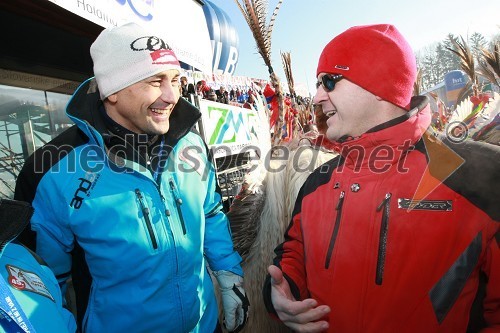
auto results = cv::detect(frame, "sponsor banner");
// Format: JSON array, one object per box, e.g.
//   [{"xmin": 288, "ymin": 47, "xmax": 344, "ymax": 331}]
[
  {"xmin": 444, "ymin": 70, "xmax": 467, "ymax": 91},
  {"xmin": 198, "ymin": 99, "xmax": 270, "ymax": 158},
  {"xmin": 183, "ymin": 71, "xmax": 268, "ymax": 92},
  {"xmin": 444, "ymin": 70, "xmax": 467, "ymax": 107},
  {"xmin": 46, "ymin": 0, "xmax": 212, "ymax": 73}
]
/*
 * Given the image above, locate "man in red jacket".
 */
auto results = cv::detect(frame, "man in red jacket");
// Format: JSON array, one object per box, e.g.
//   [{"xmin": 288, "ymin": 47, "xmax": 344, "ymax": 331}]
[{"xmin": 263, "ymin": 24, "xmax": 500, "ymax": 332}]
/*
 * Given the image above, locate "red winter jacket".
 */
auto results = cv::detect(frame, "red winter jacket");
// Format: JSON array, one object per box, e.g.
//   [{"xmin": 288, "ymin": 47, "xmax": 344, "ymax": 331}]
[{"xmin": 264, "ymin": 96, "xmax": 500, "ymax": 332}]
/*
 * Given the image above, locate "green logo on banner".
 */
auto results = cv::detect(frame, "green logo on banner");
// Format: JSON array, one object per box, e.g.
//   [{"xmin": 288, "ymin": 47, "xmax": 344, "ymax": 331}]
[{"xmin": 208, "ymin": 106, "xmax": 257, "ymax": 145}]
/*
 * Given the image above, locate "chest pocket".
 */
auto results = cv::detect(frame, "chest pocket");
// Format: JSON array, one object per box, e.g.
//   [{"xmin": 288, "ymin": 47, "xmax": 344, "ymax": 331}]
[{"xmin": 134, "ymin": 188, "xmax": 170, "ymax": 253}]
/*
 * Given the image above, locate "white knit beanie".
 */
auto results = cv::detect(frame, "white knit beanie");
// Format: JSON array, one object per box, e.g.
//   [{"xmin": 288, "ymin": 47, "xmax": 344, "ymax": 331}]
[{"xmin": 90, "ymin": 22, "xmax": 181, "ymax": 99}]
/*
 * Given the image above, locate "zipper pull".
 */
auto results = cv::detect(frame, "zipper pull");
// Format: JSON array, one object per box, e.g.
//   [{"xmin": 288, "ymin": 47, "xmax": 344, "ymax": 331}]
[
  {"xmin": 377, "ymin": 193, "xmax": 392, "ymax": 211},
  {"xmin": 336, "ymin": 191, "xmax": 345, "ymax": 210},
  {"xmin": 135, "ymin": 189, "xmax": 158, "ymax": 249},
  {"xmin": 169, "ymin": 178, "xmax": 186, "ymax": 235},
  {"xmin": 135, "ymin": 189, "xmax": 149, "ymax": 214},
  {"xmin": 169, "ymin": 180, "xmax": 183, "ymax": 205},
  {"xmin": 158, "ymin": 190, "xmax": 165, "ymax": 202}
]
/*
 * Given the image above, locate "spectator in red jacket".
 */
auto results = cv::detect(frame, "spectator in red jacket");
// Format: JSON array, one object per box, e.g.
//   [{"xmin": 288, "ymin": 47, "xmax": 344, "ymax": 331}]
[
  {"xmin": 263, "ymin": 24, "xmax": 500, "ymax": 333},
  {"xmin": 196, "ymin": 80, "xmax": 211, "ymax": 99}
]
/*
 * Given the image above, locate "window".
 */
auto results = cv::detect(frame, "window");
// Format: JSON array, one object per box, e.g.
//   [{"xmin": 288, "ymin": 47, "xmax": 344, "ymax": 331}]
[{"xmin": 0, "ymin": 69, "xmax": 79, "ymax": 198}]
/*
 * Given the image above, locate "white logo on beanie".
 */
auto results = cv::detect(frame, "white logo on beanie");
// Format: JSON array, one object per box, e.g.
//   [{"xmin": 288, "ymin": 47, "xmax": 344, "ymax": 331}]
[
  {"xmin": 91, "ymin": 22, "xmax": 181, "ymax": 100},
  {"xmin": 334, "ymin": 65, "xmax": 350, "ymax": 71}
]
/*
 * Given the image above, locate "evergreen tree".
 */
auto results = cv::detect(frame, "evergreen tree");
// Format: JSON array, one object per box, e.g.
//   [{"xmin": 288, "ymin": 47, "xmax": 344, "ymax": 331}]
[
  {"xmin": 416, "ymin": 31, "xmax": 500, "ymax": 93},
  {"xmin": 422, "ymin": 51, "xmax": 441, "ymax": 89},
  {"xmin": 416, "ymin": 46, "xmax": 438, "ymax": 90},
  {"xmin": 489, "ymin": 32, "xmax": 500, "ymax": 48},
  {"xmin": 442, "ymin": 34, "xmax": 461, "ymax": 71},
  {"xmin": 435, "ymin": 43, "xmax": 452, "ymax": 77},
  {"xmin": 469, "ymin": 32, "xmax": 487, "ymax": 61}
]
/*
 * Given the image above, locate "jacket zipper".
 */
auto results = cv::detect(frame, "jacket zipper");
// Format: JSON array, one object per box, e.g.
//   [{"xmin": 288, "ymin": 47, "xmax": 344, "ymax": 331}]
[
  {"xmin": 82, "ymin": 283, "xmax": 95, "ymax": 332},
  {"xmin": 135, "ymin": 189, "xmax": 158, "ymax": 249},
  {"xmin": 325, "ymin": 191, "xmax": 345, "ymax": 269},
  {"xmin": 375, "ymin": 193, "xmax": 392, "ymax": 285},
  {"xmin": 169, "ymin": 178, "xmax": 187, "ymax": 235}
]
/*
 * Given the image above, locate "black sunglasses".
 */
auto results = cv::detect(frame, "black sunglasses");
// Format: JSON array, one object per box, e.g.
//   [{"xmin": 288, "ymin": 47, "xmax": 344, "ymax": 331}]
[{"xmin": 316, "ymin": 74, "xmax": 343, "ymax": 92}]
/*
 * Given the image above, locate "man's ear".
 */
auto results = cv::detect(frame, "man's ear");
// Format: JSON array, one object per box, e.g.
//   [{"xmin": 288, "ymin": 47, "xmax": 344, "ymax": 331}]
[{"xmin": 107, "ymin": 93, "xmax": 118, "ymax": 103}]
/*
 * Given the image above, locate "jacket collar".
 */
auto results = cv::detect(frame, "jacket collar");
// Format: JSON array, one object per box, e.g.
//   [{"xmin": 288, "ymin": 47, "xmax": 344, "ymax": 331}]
[{"xmin": 331, "ymin": 96, "xmax": 432, "ymax": 170}]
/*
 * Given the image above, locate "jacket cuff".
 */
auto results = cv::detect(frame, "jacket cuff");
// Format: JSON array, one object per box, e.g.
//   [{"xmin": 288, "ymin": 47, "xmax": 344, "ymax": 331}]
[
  {"xmin": 208, "ymin": 251, "xmax": 243, "ymax": 276},
  {"xmin": 262, "ymin": 272, "xmax": 302, "ymax": 320}
]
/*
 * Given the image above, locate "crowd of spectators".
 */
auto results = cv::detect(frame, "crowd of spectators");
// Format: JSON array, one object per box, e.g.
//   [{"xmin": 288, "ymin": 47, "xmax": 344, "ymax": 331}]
[{"xmin": 181, "ymin": 76, "xmax": 260, "ymax": 109}]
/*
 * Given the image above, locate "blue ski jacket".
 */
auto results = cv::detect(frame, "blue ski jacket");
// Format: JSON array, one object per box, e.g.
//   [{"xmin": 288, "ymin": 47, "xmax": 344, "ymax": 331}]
[{"xmin": 15, "ymin": 78, "xmax": 243, "ymax": 332}]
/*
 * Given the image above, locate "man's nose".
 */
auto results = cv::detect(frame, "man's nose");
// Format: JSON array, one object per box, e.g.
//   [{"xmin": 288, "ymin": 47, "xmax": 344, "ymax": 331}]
[
  {"xmin": 160, "ymin": 83, "xmax": 177, "ymax": 104},
  {"xmin": 313, "ymin": 87, "xmax": 326, "ymax": 105}
]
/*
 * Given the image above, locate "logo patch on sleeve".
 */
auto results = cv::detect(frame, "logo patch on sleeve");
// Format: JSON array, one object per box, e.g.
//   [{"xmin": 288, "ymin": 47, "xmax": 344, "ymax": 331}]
[{"xmin": 6, "ymin": 265, "xmax": 55, "ymax": 302}]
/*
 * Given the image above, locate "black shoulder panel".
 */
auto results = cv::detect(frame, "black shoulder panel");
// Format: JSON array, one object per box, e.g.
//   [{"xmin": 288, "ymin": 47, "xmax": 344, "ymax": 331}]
[
  {"xmin": 289, "ymin": 155, "xmax": 344, "ymax": 219},
  {"xmin": 14, "ymin": 125, "xmax": 88, "ymax": 204},
  {"xmin": 303, "ymin": 155, "xmax": 344, "ymax": 197},
  {"xmin": 440, "ymin": 138, "xmax": 500, "ymax": 221}
]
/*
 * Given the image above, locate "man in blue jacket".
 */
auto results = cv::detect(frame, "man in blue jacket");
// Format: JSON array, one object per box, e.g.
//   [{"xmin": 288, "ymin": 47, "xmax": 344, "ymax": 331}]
[
  {"xmin": 0, "ymin": 199, "xmax": 77, "ymax": 333},
  {"xmin": 15, "ymin": 22, "xmax": 248, "ymax": 333}
]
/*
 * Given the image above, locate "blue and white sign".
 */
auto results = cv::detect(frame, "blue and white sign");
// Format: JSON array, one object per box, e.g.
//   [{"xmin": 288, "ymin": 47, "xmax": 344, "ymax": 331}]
[
  {"xmin": 203, "ymin": 0, "xmax": 239, "ymax": 76},
  {"xmin": 444, "ymin": 70, "xmax": 467, "ymax": 107}
]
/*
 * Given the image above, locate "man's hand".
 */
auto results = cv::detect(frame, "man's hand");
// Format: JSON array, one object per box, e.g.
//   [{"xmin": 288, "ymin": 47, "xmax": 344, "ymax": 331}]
[
  {"xmin": 213, "ymin": 270, "xmax": 249, "ymax": 332},
  {"xmin": 268, "ymin": 265, "xmax": 330, "ymax": 333}
]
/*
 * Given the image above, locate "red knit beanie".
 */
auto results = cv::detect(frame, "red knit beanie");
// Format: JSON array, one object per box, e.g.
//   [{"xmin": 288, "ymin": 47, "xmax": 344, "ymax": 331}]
[{"xmin": 316, "ymin": 24, "xmax": 416, "ymax": 110}]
